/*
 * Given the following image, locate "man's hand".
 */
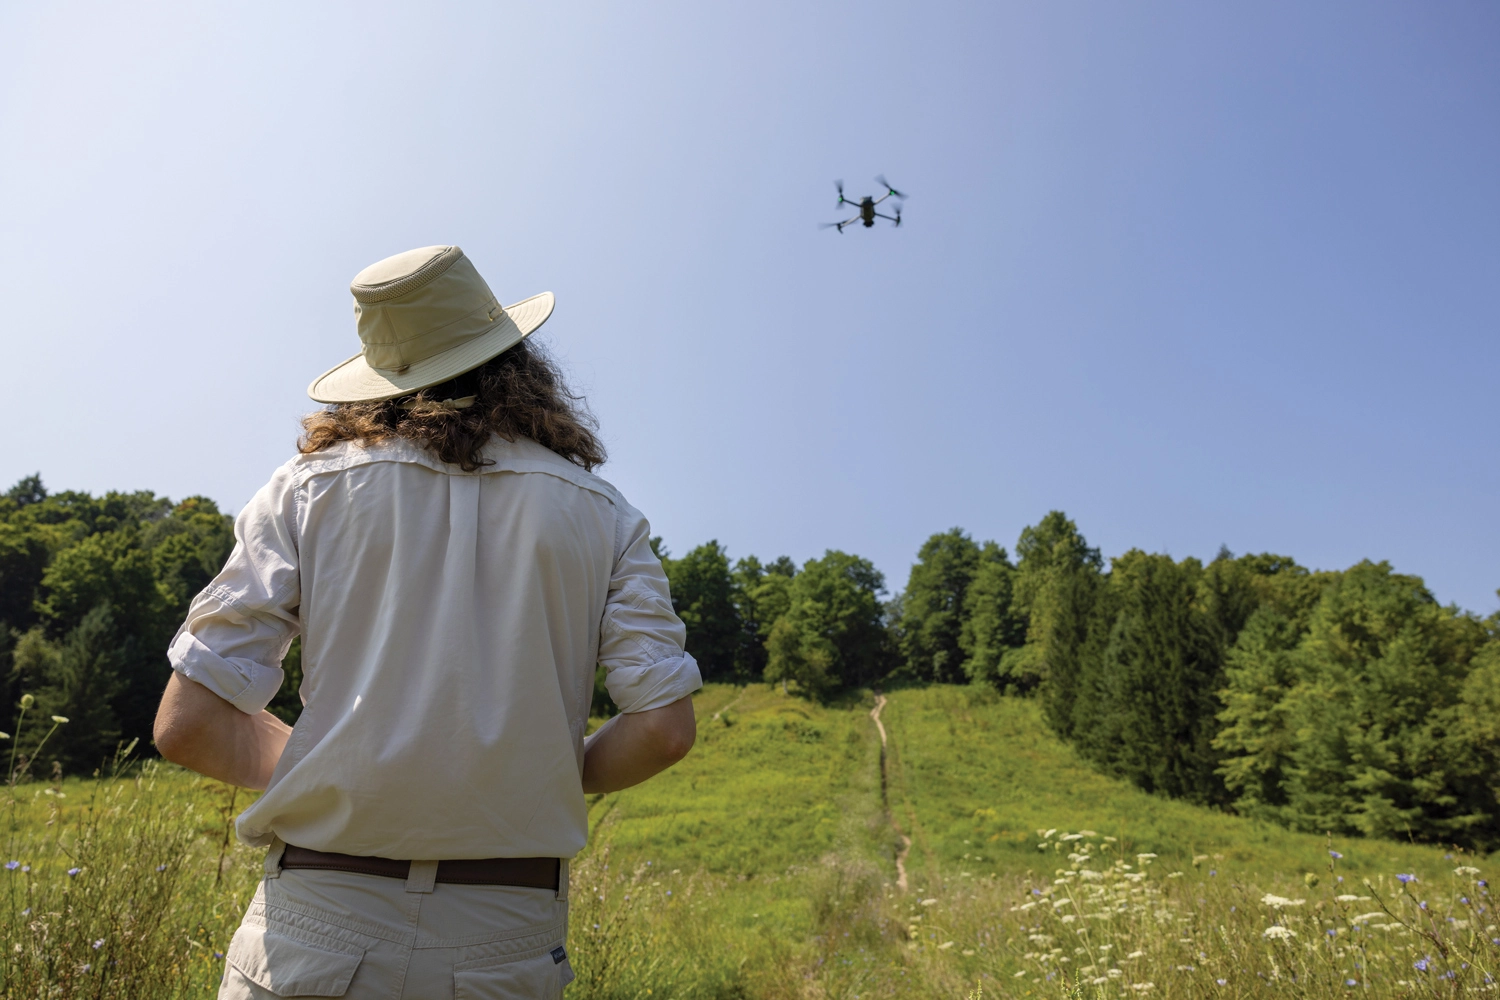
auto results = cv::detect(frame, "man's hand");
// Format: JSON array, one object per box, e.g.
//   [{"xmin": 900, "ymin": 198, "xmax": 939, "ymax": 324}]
[
  {"xmin": 581, "ymin": 695, "xmax": 695, "ymax": 794},
  {"xmin": 153, "ymin": 673, "xmax": 292, "ymax": 790}
]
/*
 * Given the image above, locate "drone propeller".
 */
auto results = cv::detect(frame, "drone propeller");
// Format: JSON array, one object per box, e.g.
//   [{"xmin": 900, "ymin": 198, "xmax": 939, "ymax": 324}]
[
  {"xmin": 834, "ymin": 179, "xmax": 846, "ymax": 206},
  {"xmin": 892, "ymin": 207, "xmax": 902, "ymax": 228},
  {"xmin": 876, "ymin": 174, "xmax": 906, "ymax": 200}
]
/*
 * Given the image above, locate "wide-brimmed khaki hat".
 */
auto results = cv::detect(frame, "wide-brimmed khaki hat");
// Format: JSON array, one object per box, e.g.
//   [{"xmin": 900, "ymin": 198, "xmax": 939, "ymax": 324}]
[{"xmin": 307, "ymin": 245, "xmax": 554, "ymax": 403}]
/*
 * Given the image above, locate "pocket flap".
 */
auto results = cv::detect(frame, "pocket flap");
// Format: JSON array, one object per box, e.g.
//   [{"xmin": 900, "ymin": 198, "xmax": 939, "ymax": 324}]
[{"xmin": 227, "ymin": 923, "xmax": 364, "ymax": 997}]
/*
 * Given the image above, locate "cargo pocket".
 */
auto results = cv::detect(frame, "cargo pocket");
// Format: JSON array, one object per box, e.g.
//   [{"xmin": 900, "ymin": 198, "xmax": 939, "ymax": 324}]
[
  {"xmin": 454, "ymin": 943, "xmax": 570, "ymax": 1000},
  {"xmin": 221, "ymin": 921, "xmax": 364, "ymax": 998}
]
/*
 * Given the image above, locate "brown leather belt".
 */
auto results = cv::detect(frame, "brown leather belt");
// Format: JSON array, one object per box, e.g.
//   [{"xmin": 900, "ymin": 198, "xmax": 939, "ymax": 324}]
[{"xmin": 280, "ymin": 845, "xmax": 560, "ymax": 890}]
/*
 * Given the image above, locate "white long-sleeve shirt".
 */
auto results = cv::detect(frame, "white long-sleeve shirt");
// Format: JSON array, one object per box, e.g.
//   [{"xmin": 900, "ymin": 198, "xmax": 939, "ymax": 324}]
[{"xmin": 167, "ymin": 435, "xmax": 700, "ymax": 860}]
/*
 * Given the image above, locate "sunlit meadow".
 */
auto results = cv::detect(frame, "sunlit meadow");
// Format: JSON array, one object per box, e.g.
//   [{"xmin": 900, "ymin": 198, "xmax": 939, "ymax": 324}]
[{"xmin": 2, "ymin": 685, "xmax": 1493, "ymax": 998}]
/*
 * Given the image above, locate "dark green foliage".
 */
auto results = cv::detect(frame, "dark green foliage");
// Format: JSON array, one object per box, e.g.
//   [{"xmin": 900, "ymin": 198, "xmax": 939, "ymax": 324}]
[
  {"xmin": 729, "ymin": 555, "xmax": 796, "ymax": 681},
  {"xmin": 1069, "ymin": 551, "xmax": 1231, "ymax": 805},
  {"xmin": 1215, "ymin": 564, "xmax": 1500, "ymax": 848},
  {"xmin": 1, "ymin": 476, "xmax": 236, "ymax": 773},
  {"xmin": 895, "ymin": 528, "xmax": 982, "ymax": 683},
  {"xmin": 10, "ymin": 605, "xmax": 124, "ymax": 772},
  {"xmin": 267, "ymin": 636, "xmax": 305, "ymax": 725},
  {"xmin": 764, "ymin": 550, "xmax": 890, "ymax": 700},
  {"xmin": 659, "ymin": 541, "xmax": 743, "ymax": 681},
  {"xmin": 1011, "ymin": 511, "xmax": 1104, "ymax": 739},
  {"xmin": 958, "ymin": 542, "xmax": 1028, "ymax": 690}
]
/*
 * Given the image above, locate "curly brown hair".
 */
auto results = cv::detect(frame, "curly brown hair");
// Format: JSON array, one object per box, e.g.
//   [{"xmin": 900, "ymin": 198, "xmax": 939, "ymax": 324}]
[{"xmin": 299, "ymin": 341, "xmax": 606, "ymax": 472}]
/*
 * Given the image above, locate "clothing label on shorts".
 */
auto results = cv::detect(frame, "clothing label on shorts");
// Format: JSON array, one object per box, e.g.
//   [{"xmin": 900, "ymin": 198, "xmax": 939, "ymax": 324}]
[{"xmin": 551, "ymin": 946, "xmax": 567, "ymax": 964}]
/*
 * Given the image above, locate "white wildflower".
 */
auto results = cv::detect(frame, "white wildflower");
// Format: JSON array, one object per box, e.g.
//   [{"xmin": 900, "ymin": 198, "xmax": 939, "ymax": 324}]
[
  {"xmin": 920, "ymin": 898, "xmax": 938, "ymax": 906},
  {"xmin": 1137, "ymin": 853, "xmax": 1158, "ymax": 861},
  {"xmin": 1130, "ymin": 982, "xmax": 1155, "ymax": 992},
  {"xmin": 1351, "ymin": 912, "xmax": 1386, "ymax": 924},
  {"xmin": 1260, "ymin": 894, "xmax": 1306, "ymax": 909},
  {"xmin": 1262, "ymin": 926, "xmax": 1296, "ymax": 940},
  {"xmin": 1061, "ymin": 914, "xmax": 1077, "ymax": 923},
  {"xmin": 1126, "ymin": 951, "xmax": 1145, "ymax": 960},
  {"xmin": 51, "ymin": 715, "xmax": 68, "ymax": 724},
  {"xmin": 1108, "ymin": 968, "xmax": 1125, "ymax": 978},
  {"xmin": 938, "ymin": 941, "xmax": 955, "ymax": 950},
  {"xmin": 1454, "ymin": 866, "xmax": 1480, "ymax": 877}
]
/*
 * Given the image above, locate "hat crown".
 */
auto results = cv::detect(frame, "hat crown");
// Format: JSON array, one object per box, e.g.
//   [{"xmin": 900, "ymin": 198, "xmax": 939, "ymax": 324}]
[
  {"xmin": 351, "ymin": 245, "xmax": 464, "ymax": 303},
  {"xmin": 350, "ymin": 246, "xmax": 505, "ymax": 371}
]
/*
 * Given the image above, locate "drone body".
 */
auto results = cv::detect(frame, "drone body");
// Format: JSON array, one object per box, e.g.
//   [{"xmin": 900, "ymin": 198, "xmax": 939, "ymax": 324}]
[{"xmin": 824, "ymin": 176, "xmax": 906, "ymax": 233}]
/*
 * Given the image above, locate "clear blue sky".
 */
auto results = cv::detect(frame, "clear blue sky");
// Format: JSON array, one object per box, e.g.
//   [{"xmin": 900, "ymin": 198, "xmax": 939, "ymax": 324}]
[{"xmin": 2, "ymin": 2, "xmax": 1496, "ymax": 613}]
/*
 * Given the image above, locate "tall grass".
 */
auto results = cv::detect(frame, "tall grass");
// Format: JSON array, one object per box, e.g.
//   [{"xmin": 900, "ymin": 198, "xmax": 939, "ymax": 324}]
[{"xmin": 0, "ymin": 685, "xmax": 1493, "ymax": 998}]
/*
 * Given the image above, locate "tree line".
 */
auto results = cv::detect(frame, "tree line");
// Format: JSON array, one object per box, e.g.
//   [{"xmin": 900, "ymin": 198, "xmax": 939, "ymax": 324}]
[
  {"xmin": 652, "ymin": 515, "xmax": 1500, "ymax": 851},
  {"xmin": 2, "ymin": 475, "xmax": 1496, "ymax": 849}
]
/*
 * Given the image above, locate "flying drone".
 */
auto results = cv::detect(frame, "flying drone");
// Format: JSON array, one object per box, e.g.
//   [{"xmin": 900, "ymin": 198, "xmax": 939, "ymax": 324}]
[{"xmin": 822, "ymin": 176, "xmax": 906, "ymax": 233}]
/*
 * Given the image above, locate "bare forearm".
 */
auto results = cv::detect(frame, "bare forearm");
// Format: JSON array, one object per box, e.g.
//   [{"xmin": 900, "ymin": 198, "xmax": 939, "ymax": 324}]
[
  {"xmin": 582, "ymin": 696, "xmax": 696, "ymax": 793},
  {"xmin": 153, "ymin": 673, "xmax": 292, "ymax": 790}
]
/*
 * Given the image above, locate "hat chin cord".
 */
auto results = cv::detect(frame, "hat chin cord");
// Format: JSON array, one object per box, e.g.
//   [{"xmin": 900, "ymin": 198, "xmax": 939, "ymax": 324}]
[{"xmin": 399, "ymin": 395, "xmax": 477, "ymax": 411}]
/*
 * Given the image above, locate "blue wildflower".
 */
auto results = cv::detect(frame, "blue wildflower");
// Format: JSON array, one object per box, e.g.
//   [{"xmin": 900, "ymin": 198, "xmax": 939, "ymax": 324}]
[
  {"xmin": 1345, "ymin": 980, "xmax": 1358, "ymax": 987},
  {"xmin": 67, "ymin": 867, "xmax": 81, "ymax": 877},
  {"xmin": 1209, "ymin": 870, "xmax": 1216, "ymax": 877},
  {"xmin": 1216, "ymin": 980, "xmax": 1227, "ymax": 986},
  {"xmin": 1419, "ymin": 901, "xmax": 1428, "ymax": 910},
  {"xmin": 1414, "ymin": 957, "xmax": 1430, "ymax": 972},
  {"xmin": 1326, "ymin": 929, "xmax": 1337, "ymax": 937},
  {"xmin": 1329, "ymin": 850, "xmax": 1343, "ymax": 859},
  {"xmin": 214, "ymin": 951, "xmax": 224, "ymax": 959},
  {"xmin": 92, "ymin": 939, "xmax": 104, "ymax": 950},
  {"xmin": 156, "ymin": 864, "xmax": 167, "ymax": 872},
  {"xmin": 1397, "ymin": 874, "xmax": 1417, "ymax": 884},
  {"xmin": 4, "ymin": 860, "xmax": 17, "ymax": 871}
]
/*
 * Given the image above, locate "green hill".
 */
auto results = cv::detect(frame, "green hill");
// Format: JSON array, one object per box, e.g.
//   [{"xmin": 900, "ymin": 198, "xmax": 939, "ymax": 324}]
[{"xmin": 590, "ymin": 683, "xmax": 1465, "ymax": 882}]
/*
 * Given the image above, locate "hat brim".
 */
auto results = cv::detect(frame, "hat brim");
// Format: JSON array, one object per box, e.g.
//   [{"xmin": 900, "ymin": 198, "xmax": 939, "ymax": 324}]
[{"xmin": 307, "ymin": 291, "xmax": 555, "ymax": 404}]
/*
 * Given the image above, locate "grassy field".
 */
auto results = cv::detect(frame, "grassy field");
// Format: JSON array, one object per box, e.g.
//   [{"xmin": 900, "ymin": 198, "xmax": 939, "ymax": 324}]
[{"xmin": 1, "ymin": 684, "xmax": 1494, "ymax": 998}]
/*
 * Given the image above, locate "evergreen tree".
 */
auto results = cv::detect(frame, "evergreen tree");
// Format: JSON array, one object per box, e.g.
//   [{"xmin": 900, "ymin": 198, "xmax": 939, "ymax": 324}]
[
  {"xmin": 11, "ymin": 605, "xmax": 123, "ymax": 773},
  {"xmin": 1075, "ymin": 552, "xmax": 1229, "ymax": 804},
  {"xmin": 1216, "ymin": 563, "xmax": 1500, "ymax": 848},
  {"xmin": 959, "ymin": 542, "xmax": 1029, "ymax": 690},
  {"xmin": 896, "ymin": 528, "xmax": 982, "ymax": 683},
  {"xmin": 1012, "ymin": 511, "xmax": 1104, "ymax": 739}
]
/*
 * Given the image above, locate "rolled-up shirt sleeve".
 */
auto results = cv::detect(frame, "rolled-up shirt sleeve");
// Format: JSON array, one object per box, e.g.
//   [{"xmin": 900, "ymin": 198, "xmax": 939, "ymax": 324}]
[
  {"xmin": 598, "ymin": 501, "xmax": 703, "ymax": 714},
  {"xmin": 167, "ymin": 464, "xmax": 301, "ymax": 715}
]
